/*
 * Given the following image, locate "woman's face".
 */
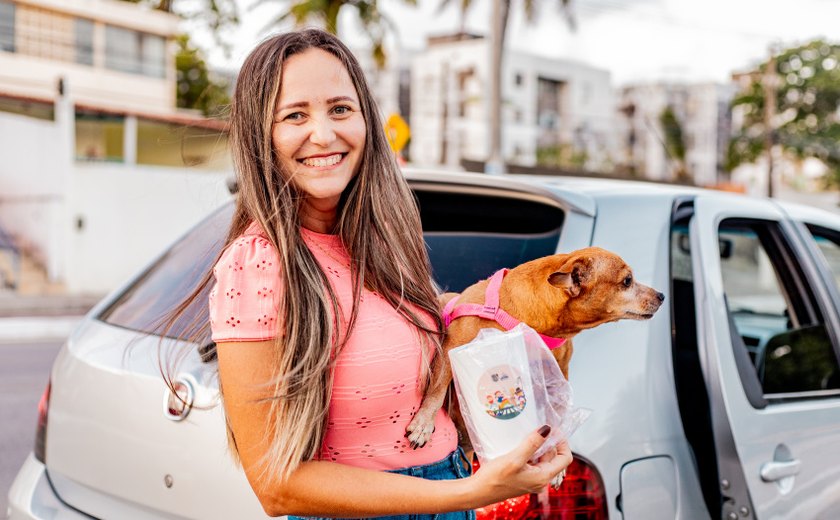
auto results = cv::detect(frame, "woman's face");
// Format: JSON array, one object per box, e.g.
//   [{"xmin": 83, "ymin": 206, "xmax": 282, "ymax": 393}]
[{"xmin": 272, "ymin": 48, "xmax": 367, "ymax": 212}]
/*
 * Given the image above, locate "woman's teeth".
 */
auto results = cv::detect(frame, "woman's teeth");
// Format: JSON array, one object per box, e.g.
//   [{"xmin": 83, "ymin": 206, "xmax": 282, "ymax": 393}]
[{"xmin": 301, "ymin": 154, "xmax": 342, "ymax": 167}]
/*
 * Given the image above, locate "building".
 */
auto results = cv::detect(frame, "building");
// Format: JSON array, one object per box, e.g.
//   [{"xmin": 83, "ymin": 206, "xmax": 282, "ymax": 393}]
[
  {"xmin": 409, "ymin": 34, "xmax": 616, "ymax": 172},
  {"xmin": 0, "ymin": 0, "xmax": 232, "ymax": 295},
  {"xmin": 617, "ymin": 82, "xmax": 735, "ymax": 186}
]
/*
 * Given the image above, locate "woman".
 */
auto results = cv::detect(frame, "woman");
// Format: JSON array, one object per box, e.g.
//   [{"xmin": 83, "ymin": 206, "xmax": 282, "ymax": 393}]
[{"xmin": 204, "ymin": 28, "xmax": 571, "ymax": 518}]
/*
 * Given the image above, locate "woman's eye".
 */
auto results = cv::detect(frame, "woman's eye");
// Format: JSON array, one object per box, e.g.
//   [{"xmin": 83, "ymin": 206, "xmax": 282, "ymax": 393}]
[
  {"xmin": 284, "ymin": 112, "xmax": 304, "ymax": 122},
  {"xmin": 333, "ymin": 105, "xmax": 351, "ymax": 115},
  {"xmin": 623, "ymin": 275, "xmax": 633, "ymax": 288}
]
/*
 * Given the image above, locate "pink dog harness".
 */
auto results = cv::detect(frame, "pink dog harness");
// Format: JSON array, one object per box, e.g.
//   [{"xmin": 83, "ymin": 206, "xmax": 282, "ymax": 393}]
[{"xmin": 442, "ymin": 269, "xmax": 567, "ymax": 350}]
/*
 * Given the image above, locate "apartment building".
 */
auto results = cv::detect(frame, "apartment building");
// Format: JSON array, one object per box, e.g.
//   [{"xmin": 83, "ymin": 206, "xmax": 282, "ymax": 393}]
[
  {"xmin": 409, "ymin": 34, "xmax": 616, "ymax": 172},
  {"xmin": 0, "ymin": 0, "xmax": 231, "ymax": 295},
  {"xmin": 617, "ymin": 82, "xmax": 735, "ymax": 186}
]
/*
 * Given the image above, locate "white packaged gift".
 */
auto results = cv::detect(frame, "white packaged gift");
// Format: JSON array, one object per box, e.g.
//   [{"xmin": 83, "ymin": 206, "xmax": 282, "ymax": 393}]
[{"xmin": 448, "ymin": 324, "xmax": 590, "ymax": 462}]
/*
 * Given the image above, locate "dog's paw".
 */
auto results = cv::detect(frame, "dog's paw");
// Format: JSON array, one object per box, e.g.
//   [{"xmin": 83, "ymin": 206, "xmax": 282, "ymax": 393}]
[
  {"xmin": 550, "ymin": 469, "xmax": 567, "ymax": 490},
  {"xmin": 405, "ymin": 414, "xmax": 436, "ymax": 449}
]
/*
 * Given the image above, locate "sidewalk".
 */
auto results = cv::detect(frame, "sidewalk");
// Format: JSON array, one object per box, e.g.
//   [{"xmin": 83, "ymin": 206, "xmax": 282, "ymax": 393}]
[{"xmin": 0, "ymin": 293, "xmax": 102, "ymax": 343}]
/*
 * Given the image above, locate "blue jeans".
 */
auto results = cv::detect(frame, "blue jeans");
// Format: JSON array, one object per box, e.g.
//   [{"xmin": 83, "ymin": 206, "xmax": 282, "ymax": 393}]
[{"xmin": 288, "ymin": 448, "xmax": 476, "ymax": 520}]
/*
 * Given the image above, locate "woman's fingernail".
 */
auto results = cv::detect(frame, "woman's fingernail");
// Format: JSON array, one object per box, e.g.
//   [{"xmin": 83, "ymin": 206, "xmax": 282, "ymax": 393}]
[{"xmin": 538, "ymin": 425, "xmax": 551, "ymax": 438}]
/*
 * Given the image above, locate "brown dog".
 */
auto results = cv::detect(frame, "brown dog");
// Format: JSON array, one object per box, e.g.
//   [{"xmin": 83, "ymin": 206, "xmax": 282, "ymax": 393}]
[{"xmin": 405, "ymin": 247, "xmax": 664, "ymax": 448}]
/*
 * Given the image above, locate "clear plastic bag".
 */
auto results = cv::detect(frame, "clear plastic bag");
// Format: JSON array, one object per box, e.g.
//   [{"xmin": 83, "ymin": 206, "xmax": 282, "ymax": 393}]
[{"xmin": 448, "ymin": 324, "xmax": 591, "ymax": 462}]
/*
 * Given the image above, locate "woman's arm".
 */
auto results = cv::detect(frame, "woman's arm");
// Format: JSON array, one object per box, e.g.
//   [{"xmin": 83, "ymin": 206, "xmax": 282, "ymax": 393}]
[{"xmin": 217, "ymin": 340, "xmax": 571, "ymax": 518}]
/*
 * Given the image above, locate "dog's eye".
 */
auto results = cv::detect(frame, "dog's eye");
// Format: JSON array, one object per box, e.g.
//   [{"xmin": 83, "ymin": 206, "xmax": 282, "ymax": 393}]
[{"xmin": 623, "ymin": 275, "xmax": 633, "ymax": 287}]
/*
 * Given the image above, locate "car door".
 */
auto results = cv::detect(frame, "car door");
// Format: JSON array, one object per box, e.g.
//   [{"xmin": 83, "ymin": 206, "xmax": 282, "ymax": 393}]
[{"xmin": 689, "ymin": 194, "xmax": 840, "ymax": 520}]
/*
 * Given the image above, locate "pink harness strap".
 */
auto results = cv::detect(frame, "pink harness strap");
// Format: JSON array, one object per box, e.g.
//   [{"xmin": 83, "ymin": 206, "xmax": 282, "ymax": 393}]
[{"xmin": 442, "ymin": 269, "xmax": 567, "ymax": 350}]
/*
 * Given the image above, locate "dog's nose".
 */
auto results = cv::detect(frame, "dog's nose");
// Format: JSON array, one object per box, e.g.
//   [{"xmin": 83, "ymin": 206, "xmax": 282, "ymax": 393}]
[{"xmin": 656, "ymin": 292, "xmax": 665, "ymax": 302}]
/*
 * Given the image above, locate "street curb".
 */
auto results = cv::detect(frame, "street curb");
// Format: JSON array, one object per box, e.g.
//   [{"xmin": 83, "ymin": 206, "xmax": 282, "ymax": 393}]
[
  {"xmin": 0, "ymin": 316, "xmax": 83, "ymax": 343},
  {"xmin": 0, "ymin": 294, "xmax": 102, "ymax": 318}
]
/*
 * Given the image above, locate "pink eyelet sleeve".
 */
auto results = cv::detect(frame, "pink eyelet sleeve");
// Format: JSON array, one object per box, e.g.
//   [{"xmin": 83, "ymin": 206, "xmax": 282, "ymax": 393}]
[{"xmin": 209, "ymin": 233, "xmax": 283, "ymax": 342}]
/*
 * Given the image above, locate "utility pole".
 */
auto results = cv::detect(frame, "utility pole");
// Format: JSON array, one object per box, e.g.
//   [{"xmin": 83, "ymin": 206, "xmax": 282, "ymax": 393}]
[
  {"xmin": 763, "ymin": 45, "xmax": 778, "ymax": 198},
  {"xmin": 485, "ymin": 0, "xmax": 509, "ymax": 175}
]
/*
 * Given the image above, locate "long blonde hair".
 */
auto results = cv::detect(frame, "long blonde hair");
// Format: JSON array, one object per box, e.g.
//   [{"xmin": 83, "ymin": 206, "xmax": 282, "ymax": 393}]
[{"xmin": 163, "ymin": 29, "xmax": 444, "ymax": 484}]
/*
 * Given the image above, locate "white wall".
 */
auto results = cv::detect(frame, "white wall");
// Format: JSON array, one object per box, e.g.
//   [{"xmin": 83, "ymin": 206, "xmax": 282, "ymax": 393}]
[
  {"xmin": 410, "ymin": 39, "xmax": 488, "ymax": 168},
  {"xmin": 65, "ymin": 164, "xmax": 232, "ymax": 294},
  {"xmin": 0, "ymin": 110, "xmax": 66, "ymax": 278},
  {"xmin": 0, "ymin": 51, "xmax": 175, "ymax": 115}
]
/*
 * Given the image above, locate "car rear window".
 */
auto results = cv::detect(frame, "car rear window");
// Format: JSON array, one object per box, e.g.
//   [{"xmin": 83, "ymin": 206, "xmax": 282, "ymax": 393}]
[
  {"xmin": 415, "ymin": 188, "xmax": 563, "ymax": 292},
  {"xmin": 98, "ymin": 204, "xmax": 234, "ymax": 338},
  {"xmin": 99, "ymin": 187, "xmax": 565, "ymax": 336}
]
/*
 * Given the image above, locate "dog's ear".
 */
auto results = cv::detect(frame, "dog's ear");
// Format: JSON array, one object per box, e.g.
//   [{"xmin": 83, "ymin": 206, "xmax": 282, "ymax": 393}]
[{"xmin": 548, "ymin": 257, "xmax": 592, "ymax": 297}]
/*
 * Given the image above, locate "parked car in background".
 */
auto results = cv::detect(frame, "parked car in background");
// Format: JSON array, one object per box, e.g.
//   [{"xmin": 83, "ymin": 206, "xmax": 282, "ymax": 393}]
[{"xmin": 7, "ymin": 170, "xmax": 840, "ymax": 519}]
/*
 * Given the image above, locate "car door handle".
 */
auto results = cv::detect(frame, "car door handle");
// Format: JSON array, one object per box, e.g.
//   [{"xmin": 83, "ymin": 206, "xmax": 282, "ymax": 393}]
[{"xmin": 760, "ymin": 459, "xmax": 801, "ymax": 482}]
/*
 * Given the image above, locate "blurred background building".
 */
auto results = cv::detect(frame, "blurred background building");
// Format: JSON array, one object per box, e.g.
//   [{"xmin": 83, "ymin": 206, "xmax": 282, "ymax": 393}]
[
  {"xmin": 409, "ymin": 33, "xmax": 616, "ymax": 173},
  {"xmin": 1, "ymin": 0, "xmax": 839, "ymax": 296},
  {"xmin": 0, "ymin": 0, "xmax": 231, "ymax": 295},
  {"xmin": 616, "ymin": 83, "xmax": 736, "ymax": 186}
]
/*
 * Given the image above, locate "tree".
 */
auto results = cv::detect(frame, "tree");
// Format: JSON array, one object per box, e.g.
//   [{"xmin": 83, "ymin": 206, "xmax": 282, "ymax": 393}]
[
  {"xmin": 256, "ymin": 0, "xmax": 417, "ymax": 67},
  {"xmin": 728, "ymin": 40, "xmax": 840, "ymax": 187},
  {"xmin": 117, "ymin": 0, "xmax": 237, "ymax": 116},
  {"xmin": 442, "ymin": 0, "xmax": 574, "ymax": 174},
  {"xmin": 659, "ymin": 105, "xmax": 689, "ymax": 182},
  {"xmin": 175, "ymin": 34, "xmax": 231, "ymax": 117},
  {"xmin": 119, "ymin": 0, "xmax": 239, "ymax": 51}
]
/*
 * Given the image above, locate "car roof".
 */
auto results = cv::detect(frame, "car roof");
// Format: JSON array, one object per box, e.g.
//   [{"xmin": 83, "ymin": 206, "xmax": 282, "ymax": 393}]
[
  {"xmin": 404, "ymin": 168, "xmax": 708, "ymax": 218},
  {"xmin": 404, "ymin": 168, "xmax": 840, "ymax": 222}
]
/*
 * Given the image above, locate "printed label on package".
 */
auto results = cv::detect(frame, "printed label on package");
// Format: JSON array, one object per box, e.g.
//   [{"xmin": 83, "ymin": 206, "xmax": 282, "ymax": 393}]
[{"xmin": 478, "ymin": 365, "xmax": 527, "ymax": 420}]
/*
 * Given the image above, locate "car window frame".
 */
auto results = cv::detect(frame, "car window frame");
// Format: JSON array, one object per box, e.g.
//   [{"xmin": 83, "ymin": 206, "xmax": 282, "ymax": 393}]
[{"xmin": 751, "ymin": 217, "xmax": 840, "ymax": 402}]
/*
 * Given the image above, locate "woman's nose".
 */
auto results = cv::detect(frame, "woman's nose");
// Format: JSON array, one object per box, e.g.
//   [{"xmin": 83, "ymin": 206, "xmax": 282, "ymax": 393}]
[{"xmin": 309, "ymin": 117, "xmax": 336, "ymax": 146}]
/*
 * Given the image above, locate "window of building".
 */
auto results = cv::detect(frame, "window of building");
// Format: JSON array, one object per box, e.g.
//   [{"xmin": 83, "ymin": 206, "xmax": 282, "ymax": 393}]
[
  {"xmin": 0, "ymin": 1, "xmax": 14, "ymax": 53},
  {"xmin": 75, "ymin": 18, "xmax": 93, "ymax": 65},
  {"xmin": 15, "ymin": 6, "xmax": 75, "ymax": 62},
  {"xmin": 515, "ymin": 72, "xmax": 524, "ymax": 86},
  {"xmin": 105, "ymin": 25, "xmax": 140, "ymax": 74},
  {"xmin": 75, "ymin": 111, "xmax": 124, "ymax": 162},
  {"xmin": 0, "ymin": 95, "xmax": 54, "ymax": 121},
  {"xmin": 140, "ymin": 33, "xmax": 165, "ymax": 77},
  {"xmin": 457, "ymin": 68, "xmax": 475, "ymax": 118},
  {"xmin": 105, "ymin": 25, "xmax": 165, "ymax": 78},
  {"xmin": 137, "ymin": 119, "xmax": 229, "ymax": 169}
]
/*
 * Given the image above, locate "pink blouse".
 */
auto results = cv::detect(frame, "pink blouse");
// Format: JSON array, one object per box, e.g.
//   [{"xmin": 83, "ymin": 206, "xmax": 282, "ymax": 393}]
[{"xmin": 209, "ymin": 222, "xmax": 457, "ymax": 470}]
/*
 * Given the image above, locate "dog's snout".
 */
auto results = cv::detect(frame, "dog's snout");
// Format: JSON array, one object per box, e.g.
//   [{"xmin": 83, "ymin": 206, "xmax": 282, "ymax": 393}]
[{"xmin": 656, "ymin": 291, "xmax": 665, "ymax": 302}]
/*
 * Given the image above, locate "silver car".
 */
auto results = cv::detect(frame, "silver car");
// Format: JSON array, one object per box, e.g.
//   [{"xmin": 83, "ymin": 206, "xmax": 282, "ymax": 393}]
[{"xmin": 8, "ymin": 170, "xmax": 840, "ymax": 519}]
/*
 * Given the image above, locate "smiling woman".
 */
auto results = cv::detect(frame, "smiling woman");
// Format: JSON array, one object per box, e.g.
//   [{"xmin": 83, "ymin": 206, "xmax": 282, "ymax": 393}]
[
  {"xmin": 160, "ymin": 28, "xmax": 571, "ymax": 520},
  {"xmin": 271, "ymin": 48, "xmax": 366, "ymax": 232}
]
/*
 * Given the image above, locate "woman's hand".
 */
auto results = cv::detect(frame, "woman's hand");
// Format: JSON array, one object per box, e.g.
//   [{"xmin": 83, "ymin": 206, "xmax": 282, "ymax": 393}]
[{"xmin": 467, "ymin": 425, "xmax": 572, "ymax": 506}]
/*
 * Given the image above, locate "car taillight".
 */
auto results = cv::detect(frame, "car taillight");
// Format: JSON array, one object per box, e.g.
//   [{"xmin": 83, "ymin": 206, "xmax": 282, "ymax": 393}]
[
  {"xmin": 34, "ymin": 381, "xmax": 50, "ymax": 463},
  {"xmin": 474, "ymin": 455, "xmax": 608, "ymax": 520}
]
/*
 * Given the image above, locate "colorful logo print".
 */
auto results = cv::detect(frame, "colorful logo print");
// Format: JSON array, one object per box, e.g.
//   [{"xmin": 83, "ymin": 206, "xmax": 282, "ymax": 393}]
[{"xmin": 478, "ymin": 365, "xmax": 527, "ymax": 420}]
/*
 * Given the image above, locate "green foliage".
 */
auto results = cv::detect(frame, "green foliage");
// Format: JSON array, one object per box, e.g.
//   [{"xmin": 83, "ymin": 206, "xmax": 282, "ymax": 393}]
[
  {"xmin": 536, "ymin": 144, "xmax": 588, "ymax": 170},
  {"xmin": 728, "ymin": 39, "xmax": 840, "ymax": 187},
  {"xmin": 659, "ymin": 105, "xmax": 686, "ymax": 161},
  {"xmin": 118, "ymin": 0, "xmax": 239, "ymax": 55},
  {"xmin": 256, "ymin": 0, "xmax": 417, "ymax": 68},
  {"xmin": 175, "ymin": 34, "xmax": 230, "ymax": 117}
]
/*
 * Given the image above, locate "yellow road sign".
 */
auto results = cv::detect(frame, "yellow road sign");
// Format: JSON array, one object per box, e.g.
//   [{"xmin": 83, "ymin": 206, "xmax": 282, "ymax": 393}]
[{"xmin": 385, "ymin": 113, "xmax": 410, "ymax": 153}]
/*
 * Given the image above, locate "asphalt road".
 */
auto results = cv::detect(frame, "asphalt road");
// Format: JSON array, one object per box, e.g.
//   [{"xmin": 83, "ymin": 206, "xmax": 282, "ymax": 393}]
[{"xmin": 0, "ymin": 340, "xmax": 61, "ymax": 517}]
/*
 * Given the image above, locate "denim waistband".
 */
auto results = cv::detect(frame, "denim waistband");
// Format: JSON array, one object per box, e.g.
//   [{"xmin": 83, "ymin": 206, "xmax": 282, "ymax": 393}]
[{"xmin": 385, "ymin": 447, "xmax": 472, "ymax": 479}]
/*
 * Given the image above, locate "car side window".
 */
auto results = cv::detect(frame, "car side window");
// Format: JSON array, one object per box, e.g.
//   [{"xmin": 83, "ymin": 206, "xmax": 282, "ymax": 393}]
[
  {"xmin": 719, "ymin": 219, "xmax": 840, "ymax": 398},
  {"xmin": 805, "ymin": 224, "xmax": 840, "ymax": 290},
  {"xmin": 98, "ymin": 204, "xmax": 234, "ymax": 339}
]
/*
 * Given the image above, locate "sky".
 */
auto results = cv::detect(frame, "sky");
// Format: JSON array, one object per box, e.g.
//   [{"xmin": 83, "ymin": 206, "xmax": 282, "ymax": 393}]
[{"xmin": 186, "ymin": 0, "xmax": 840, "ymax": 86}]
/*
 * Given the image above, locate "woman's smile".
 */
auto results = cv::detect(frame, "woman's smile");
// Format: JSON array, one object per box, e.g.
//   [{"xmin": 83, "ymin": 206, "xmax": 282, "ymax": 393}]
[{"xmin": 299, "ymin": 152, "xmax": 348, "ymax": 168}]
